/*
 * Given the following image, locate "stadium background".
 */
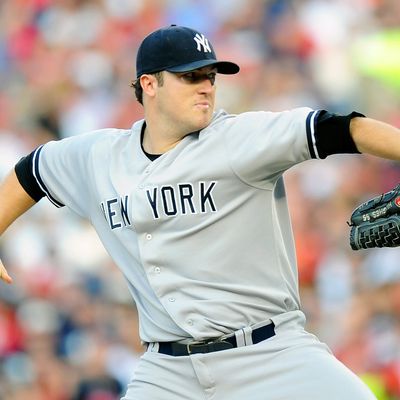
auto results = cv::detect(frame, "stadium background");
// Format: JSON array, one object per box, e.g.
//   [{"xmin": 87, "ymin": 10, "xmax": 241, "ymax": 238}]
[{"xmin": 0, "ymin": 0, "xmax": 400, "ymax": 399}]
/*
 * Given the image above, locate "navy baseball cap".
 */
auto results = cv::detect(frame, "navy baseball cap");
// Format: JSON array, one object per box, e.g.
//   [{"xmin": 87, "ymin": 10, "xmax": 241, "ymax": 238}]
[{"xmin": 136, "ymin": 25, "xmax": 240, "ymax": 78}]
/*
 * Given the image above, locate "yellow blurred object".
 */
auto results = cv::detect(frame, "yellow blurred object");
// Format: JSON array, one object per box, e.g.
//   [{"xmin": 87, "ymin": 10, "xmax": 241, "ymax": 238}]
[
  {"xmin": 360, "ymin": 373, "xmax": 389, "ymax": 400},
  {"xmin": 353, "ymin": 29, "xmax": 400, "ymax": 89}
]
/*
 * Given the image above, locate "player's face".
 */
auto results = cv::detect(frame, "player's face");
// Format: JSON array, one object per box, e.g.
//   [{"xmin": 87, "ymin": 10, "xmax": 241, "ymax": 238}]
[{"xmin": 157, "ymin": 67, "xmax": 217, "ymax": 134}]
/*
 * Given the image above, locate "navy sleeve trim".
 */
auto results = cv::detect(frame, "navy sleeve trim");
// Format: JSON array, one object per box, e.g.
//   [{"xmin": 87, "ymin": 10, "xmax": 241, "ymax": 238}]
[
  {"xmin": 15, "ymin": 150, "xmax": 45, "ymax": 202},
  {"xmin": 306, "ymin": 110, "xmax": 322, "ymax": 159},
  {"xmin": 313, "ymin": 110, "xmax": 365, "ymax": 159},
  {"xmin": 32, "ymin": 145, "xmax": 65, "ymax": 208}
]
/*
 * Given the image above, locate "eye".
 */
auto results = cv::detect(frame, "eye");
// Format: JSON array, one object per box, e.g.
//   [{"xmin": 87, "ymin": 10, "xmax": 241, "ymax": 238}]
[
  {"xmin": 207, "ymin": 72, "xmax": 216, "ymax": 85},
  {"xmin": 178, "ymin": 71, "xmax": 216, "ymax": 85},
  {"xmin": 180, "ymin": 72, "xmax": 197, "ymax": 83}
]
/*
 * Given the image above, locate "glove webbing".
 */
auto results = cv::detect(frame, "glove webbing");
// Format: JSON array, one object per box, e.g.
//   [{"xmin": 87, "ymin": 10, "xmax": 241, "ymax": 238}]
[{"xmin": 350, "ymin": 216, "xmax": 400, "ymax": 250}]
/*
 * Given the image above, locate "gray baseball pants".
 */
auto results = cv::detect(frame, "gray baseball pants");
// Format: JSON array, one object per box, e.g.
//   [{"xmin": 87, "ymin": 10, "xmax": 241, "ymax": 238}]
[{"xmin": 122, "ymin": 311, "xmax": 376, "ymax": 400}]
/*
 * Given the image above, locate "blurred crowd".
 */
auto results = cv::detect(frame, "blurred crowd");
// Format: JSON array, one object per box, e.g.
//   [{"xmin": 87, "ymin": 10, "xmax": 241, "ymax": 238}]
[{"xmin": 0, "ymin": 0, "xmax": 400, "ymax": 399}]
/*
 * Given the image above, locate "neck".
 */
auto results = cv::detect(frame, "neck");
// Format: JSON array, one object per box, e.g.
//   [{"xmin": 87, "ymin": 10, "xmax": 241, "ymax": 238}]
[
  {"xmin": 142, "ymin": 114, "xmax": 189, "ymax": 154},
  {"xmin": 142, "ymin": 127, "xmax": 182, "ymax": 154}
]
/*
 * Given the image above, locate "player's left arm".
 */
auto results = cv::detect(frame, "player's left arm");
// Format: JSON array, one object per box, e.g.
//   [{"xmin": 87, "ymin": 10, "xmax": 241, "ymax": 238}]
[{"xmin": 350, "ymin": 117, "xmax": 400, "ymax": 160}]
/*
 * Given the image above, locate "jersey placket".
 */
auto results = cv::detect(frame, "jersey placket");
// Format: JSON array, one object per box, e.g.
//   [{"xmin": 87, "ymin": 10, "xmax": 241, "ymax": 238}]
[{"xmin": 133, "ymin": 160, "xmax": 187, "ymax": 328}]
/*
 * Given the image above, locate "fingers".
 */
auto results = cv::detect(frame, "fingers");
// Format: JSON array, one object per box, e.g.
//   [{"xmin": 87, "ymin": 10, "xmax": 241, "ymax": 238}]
[{"xmin": 0, "ymin": 260, "xmax": 13, "ymax": 284}]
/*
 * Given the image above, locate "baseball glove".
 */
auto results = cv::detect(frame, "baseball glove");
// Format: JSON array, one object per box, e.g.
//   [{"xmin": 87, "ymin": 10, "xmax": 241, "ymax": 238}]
[{"xmin": 348, "ymin": 184, "xmax": 400, "ymax": 250}]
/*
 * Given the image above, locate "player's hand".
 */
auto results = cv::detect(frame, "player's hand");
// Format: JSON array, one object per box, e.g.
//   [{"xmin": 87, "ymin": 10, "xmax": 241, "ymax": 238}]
[{"xmin": 0, "ymin": 259, "xmax": 13, "ymax": 284}]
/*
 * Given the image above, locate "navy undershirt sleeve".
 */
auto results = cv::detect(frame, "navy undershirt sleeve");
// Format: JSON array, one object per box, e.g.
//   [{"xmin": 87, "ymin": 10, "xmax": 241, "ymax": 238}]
[
  {"xmin": 14, "ymin": 150, "xmax": 45, "ymax": 202},
  {"xmin": 313, "ymin": 110, "xmax": 365, "ymax": 158}
]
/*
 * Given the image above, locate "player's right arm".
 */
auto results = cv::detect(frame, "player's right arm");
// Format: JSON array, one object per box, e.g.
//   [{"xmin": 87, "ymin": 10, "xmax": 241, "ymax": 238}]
[
  {"xmin": 0, "ymin": 130, "xmax": 115, "ymax": 284},
  {"xmin": 0, "ymin": 169, "xmax": 37, "ymax": 284}
]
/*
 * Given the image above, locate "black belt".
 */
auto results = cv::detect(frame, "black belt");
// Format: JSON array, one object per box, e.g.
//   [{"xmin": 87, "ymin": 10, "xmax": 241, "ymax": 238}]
[{"xmin": 153, "ymin": 322, "xmax": 275, "ymax": 356}]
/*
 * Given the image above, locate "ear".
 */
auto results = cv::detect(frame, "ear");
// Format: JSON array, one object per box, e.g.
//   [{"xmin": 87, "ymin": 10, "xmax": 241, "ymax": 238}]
[{"xmin": 140, "ymin": 74, "xmax": 159, "ymax": 98}]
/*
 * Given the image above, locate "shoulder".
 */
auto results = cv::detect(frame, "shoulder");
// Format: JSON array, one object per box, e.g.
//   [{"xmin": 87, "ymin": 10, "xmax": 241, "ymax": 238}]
[
  {"xmin": 43, "ymin": 127, "xmax": 134, "ymax": 154},
  {"xmin": 65, "ymin": 127, "xmax": 132, "ymax": 145},
  {"xmin": 207, "ymin": 108, "xmax": 314, "ymax": 136},
  {"xmin": 36, "ymin": 127, "xmax": 138, "ymax": 171},
  {"xmin": 209, "ymin": 107, "xmax": 314, "ymax": 127}
]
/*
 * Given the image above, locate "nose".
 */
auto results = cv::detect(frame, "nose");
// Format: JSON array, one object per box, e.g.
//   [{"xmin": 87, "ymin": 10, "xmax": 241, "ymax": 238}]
[{"xmin": 198, "ymin": 77, "xmax": 214, "ymax": 94}]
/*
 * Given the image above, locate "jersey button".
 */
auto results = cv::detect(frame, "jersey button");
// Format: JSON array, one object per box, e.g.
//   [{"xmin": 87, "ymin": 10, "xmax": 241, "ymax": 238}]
[
  {"xmin": 187, "ymin": 319, "xmax": 193, "ymax": 326},
  {"xmin": 146, "ymin": 234, "xmax": 152, "ymax": 240},
  {"xmin": 154, "ymin": 266, "xmax": 161, "ymax": 274},
  {"xmin": 168, "ymin": 297, "xmax": 176, "ymax": 302}
]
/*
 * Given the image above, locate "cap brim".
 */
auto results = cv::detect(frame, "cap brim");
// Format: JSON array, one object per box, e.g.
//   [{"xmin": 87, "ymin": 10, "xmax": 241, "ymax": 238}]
[{"xmin": 167, "ymin": 59, "xmax": 240, "ymax": 75}]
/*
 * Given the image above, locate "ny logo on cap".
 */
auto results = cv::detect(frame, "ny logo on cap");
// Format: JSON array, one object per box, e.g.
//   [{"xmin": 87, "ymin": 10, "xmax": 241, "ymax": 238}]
[{"xmin": 194, "ymin": 33, "xmax": 212, "ymax": 53}]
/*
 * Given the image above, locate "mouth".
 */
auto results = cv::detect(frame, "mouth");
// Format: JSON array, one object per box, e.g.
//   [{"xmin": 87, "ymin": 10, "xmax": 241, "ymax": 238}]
[{"xmin": 195, "ymin": 102, "xmax": 211, "ymax": 110}]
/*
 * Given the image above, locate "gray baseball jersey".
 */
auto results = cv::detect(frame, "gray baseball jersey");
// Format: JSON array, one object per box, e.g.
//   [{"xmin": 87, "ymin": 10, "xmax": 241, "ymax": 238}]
[{"xmin": 31, "ymin": 107, "xmax": 318, "ymax": 343}]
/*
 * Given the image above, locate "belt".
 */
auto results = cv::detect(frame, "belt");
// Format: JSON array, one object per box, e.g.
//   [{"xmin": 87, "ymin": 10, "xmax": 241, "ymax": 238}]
[{"xmin": 150, "ymin": 322, "xmax": 275, "ymax": 356}]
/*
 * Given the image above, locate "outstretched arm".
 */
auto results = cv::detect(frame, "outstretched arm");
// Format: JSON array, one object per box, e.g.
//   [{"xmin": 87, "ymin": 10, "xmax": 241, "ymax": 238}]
[
  {"xmin": 0, "ymin": 169, "xmax": 37, "ymax": 284},
  {"xmin": 350, "ymin": 117, "xmax": 400, "ymax": 160}
]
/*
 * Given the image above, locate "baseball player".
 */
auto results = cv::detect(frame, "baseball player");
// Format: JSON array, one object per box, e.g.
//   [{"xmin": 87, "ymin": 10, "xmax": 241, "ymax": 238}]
[{"xmin": 1, "ymin": 24, "xmax": 399, "ymax": 399}]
